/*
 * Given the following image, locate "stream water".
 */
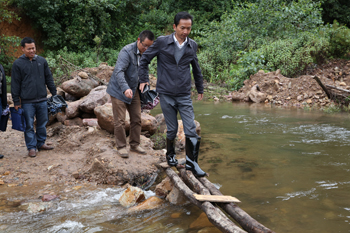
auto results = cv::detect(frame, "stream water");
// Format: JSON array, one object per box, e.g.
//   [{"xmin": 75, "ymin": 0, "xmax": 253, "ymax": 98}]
[{"xmin": 1, "ymin": 101, "xmax": 350, "ymax": 232}]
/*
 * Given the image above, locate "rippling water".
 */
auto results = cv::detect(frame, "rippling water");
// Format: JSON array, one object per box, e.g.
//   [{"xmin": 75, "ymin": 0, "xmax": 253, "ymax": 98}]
[{"xmin": 1, "ymin": 101, "xmax": 350, "ymax": 232}]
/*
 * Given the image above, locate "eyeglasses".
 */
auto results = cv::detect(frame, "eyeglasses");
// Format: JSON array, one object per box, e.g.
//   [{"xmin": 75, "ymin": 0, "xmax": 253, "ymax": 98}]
[{"xmin": 140, "ymin": 42, "xmax": 150, "ymax": 49}]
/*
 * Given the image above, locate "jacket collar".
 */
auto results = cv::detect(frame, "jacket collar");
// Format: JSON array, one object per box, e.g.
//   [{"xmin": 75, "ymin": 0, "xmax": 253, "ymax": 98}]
[
  {"xmin": 20, "ymin": 54, "xmax": 38, "ymax": 61},
  {"xmin": 167, "ymin": 33, "xmax": 193, "ymax": 48}
]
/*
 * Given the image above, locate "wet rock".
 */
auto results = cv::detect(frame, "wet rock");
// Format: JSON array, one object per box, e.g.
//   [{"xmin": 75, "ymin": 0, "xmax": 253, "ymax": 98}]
[
  {"xmin": 61, "ymin": 77, "xmax": 99, "ymax": 98},
  {"xmin": 190, "ymin": 212, "xmax": 214, "ymax": 229},
  {"xmin": 231, "ymin": 92, "xmax": 246, "ymax": 101},
  {"xmin": 171, "ymin": 212, "xmax": 182, "ymax": 219},
  {"xmin": 24, "ymin": 202, "xmax": 53, "ymax": 213},
  {"xmin": 82, "ymin": 118, "xmax": 99, "ymax": 127},
  {"xmin": 155, "ymin": 177, "xmax": 173, "ymax": 198},
  {"xmin": 42, "ymin": 194, "xmax": 59, "ymax": 202},
  {"xmin": 119, "ymin": 186, "xmax": 145, "ymax": 208},
  {"xmin": 79, "ymin": 86, "xmax": 110, "ymax": 113},
  {"xmin": 248, "ymin": 85, "xmax": 267, "ymax": 103},
  {"xmin": 127, "ymin": 196, "xmax": 165, "ymax": 213},
  {"xmin": 166, "ymin": 186, "xmax": 188, "ymax": 205}
]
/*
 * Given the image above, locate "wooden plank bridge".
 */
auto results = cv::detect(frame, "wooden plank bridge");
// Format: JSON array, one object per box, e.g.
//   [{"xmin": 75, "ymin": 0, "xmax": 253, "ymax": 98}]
[{"xmin": 159, "ymin": 159, "xmax": 275, "ymax": 233}]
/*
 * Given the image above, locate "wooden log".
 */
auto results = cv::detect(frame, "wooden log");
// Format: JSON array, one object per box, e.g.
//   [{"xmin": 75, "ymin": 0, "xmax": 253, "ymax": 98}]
[
  {"xmin": 313, "ymin": 76, "xmax": 331, "ymax": 99},
  {"xmin": 325, "ymin": 84, "xmax": 350, "ymax": 93},
  {"xmin": 199, "ymin": 177, "xmax": 275, "ymax": 233},
  {"xmin": 194, "ymin": 194, "xmax": 241, "ymax": 203},
  {"xmin": 164, "ymin": 167, "xmax": 246, "ymax": 233}
]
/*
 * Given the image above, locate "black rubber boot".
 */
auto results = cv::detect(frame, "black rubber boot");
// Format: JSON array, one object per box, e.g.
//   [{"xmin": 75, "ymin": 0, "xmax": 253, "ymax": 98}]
[
  {"xmin": 185, "ymin": 137, "xmax": 206, "ymax": 177},
  {"xmin": 166, "ymin": 138, "xmax": 178, "ymax": 167},
  {"xmin": 0, "ymin": 154, "xmax": 4, "ymax": 159}
]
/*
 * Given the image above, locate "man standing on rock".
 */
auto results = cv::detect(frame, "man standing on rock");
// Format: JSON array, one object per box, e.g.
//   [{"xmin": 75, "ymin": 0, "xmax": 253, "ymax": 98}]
[
  {"xmin": 0, "ymin": 46, "xmax": 7, "ymax": 159},
  {"xmin": 138, "ymin": 12, "xmax": 206, "ymax": 177},
  {"xmin": 11, "ymin": 37, "xmax": 57, "ymax": 158},
  {"xmin": 107, "ymin": 30, "xmax": 154, "ymax": 158}
]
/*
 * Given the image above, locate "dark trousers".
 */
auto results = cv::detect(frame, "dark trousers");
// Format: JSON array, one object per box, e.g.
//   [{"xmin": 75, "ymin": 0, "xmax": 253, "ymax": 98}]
[{"xmin": 111, "ymin": 91, "xmax": 142, "ymax": 149}]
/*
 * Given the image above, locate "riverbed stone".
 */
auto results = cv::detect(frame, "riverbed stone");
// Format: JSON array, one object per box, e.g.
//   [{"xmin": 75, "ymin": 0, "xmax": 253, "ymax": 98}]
[
  {"xmin": 42, "ymin": 194, "xmax": 59, "ymax": 202},
  {"xmin": 166, "ymin": 186, "xmax": 188, "ymax": 205},
  {"xmin": 155, "ymin": 177, "xmax": 173, "ymax": 198},
  {"xmin": 119, "ymin": 186, "xmax": 145, "ymax": 208},
  {"xmin": 127, "ymin": 196, "xmax": 165, "ymax": 213},
  {"xmin": 190, "ymin": 212, "xmax": 214, "ymax": 229},
  {"xmin": 248, "ymin": 85, "xmax": 267, "ymax": 103},
  {"xmin": 24, "ymin": 202, "xmax": 53, "ymax": 213},
  {"xmin": 198, "ymin": 227, "xmax": 222, "ymax": 233}
]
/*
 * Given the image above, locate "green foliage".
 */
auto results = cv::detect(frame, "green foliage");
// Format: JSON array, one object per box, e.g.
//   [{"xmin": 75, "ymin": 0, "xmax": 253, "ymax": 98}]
[
  {"xmin": 0, "ymin": 0, "xmax": 21, "ymax": 75},
  {"xmin": 326, "ymin": 20, "xmax": 350, "ymax": 57},
  {"xmin": 322, "ymin": 103, "xmax": 342, "ymax": 113},
  {"xmin": 321, "ymin": 0, "xmax": 350, "ymax": 26},
  {"xmin": 44, "ymin": 46, "xmax": 119, "ymax": 84}
]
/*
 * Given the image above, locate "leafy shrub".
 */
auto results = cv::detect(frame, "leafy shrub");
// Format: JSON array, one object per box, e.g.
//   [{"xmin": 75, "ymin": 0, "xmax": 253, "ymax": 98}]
[{"xmin": 327, "ymin": 20, "xmax": 350, "ymax": 57}]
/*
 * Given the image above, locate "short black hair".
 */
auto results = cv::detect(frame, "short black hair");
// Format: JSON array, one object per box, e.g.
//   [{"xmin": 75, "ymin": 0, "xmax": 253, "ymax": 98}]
[
  {"xmin": 138, "ymin": 30, "xmax": 154, "ymax": 42},
  {"xmin": 174, "ymin": 12, "xmax": 193, "ymax": 26},
  {"xmin": 21, "ymin": 37, "xmax": 35, "ymax": 47}
]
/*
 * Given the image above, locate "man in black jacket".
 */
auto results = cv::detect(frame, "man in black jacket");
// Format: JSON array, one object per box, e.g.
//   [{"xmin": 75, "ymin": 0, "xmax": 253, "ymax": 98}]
[
  {"xmin": 138, "ymin": 12, "xmax": 206, "ymax": 177},
  {"xmin": 11, "ymin": 37, "xmax": 57, "ymax": 158},
  {"xmin": 0, "ymin": 46, "xmax": 7, "ymax": 159}
]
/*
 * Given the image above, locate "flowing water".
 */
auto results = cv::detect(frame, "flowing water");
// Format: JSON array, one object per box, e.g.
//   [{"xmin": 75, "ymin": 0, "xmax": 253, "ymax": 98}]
[{"xmin": 1, "ymin": 101, "xmax": 350, "ymax": 232}]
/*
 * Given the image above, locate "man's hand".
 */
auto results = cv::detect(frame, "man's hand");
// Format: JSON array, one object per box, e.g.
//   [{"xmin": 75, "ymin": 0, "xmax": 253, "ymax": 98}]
[
  {"xmin": 139, "ymin": 82, "xmax": 149, "ymax": 93},
  {"xmin": 124, "ymin": 89, "xmax": 133, "ymax": 99},
  {"xmin": 197, "ymin": 93, "xmax": 203, "ymax": 101},
  {"xmin": 14, "ymin": 105, "xmax": 21, "ymax": 111}
]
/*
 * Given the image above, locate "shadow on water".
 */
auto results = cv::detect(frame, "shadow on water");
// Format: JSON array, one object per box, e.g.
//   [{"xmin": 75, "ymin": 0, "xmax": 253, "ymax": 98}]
[{"xmin": 1, "ymin": 101, "xmax": 350, "ymax": 232}]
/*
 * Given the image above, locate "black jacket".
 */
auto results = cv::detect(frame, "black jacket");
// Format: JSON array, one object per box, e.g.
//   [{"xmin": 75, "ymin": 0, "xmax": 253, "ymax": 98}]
[
  {"xmin": 0, "ymin": 64, "xmax": 7, "ymax": 107},
  {"xmin": 11, "ymin": 54, "xmax": 57, "ymax": 106},
  {"xmin": 138, "ymin": 33, "xmax": 203, "ymax": 96}
]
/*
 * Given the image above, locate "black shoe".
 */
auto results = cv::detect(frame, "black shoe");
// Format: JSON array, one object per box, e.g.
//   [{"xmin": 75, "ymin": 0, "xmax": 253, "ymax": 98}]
[
  {"xmin": 185, "ymin": 137, "xmax": 207, "ymax": 177},
  {"xmin": 0, "ymin": 154, "xmax": 3, "ymax": 159},
  {"xmin": 166, "ymin": 138, "xmax": 178, "ymax": 167}
]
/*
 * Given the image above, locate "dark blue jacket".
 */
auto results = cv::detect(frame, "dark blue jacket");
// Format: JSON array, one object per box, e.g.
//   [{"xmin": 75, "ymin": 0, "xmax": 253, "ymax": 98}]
[
  {"xmin": 138, "ymin": 33, "xmax": 203, "ymax": 96},
  {"xmin": 11, "ymin": 54, "xmax": 57, "ymax": 106},
  {"xmin": 0, "ymin": 64, "xmax": 7, "ymax": 107},
  {"xmin": 107, "ymin": 42, "xmax": 139, "ymax": 104}
]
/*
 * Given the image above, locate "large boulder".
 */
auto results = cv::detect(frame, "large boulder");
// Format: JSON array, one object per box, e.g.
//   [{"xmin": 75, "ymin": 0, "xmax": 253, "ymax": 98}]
[
  {"xmin": 155, "ymin": 177, "xmax": 173, "ymax": 198},
  {"xmin": 94, "ymin": 103, "xmax": 118, "ymax": 134},
  {"xmin": 248, "ymin": 85, "xmax": 267, "ymax": 103},
  {"xmin": 61, "ymin": 77, "xmax": 99, "ymax": 98},
  {"xmin": 166, "ymin": 186, "xmax": 188, "ymax": 205},
  {"xmin": 79, "ymin": 86, "xmax": 110, "ymax": 113}
]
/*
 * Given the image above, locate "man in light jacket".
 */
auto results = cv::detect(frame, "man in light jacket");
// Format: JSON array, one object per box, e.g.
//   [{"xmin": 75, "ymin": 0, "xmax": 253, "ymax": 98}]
[
  {"xmin": 138, "ymin": 12, "xmax": 206, "ymax": 177},
  {"xmin": 107, "ymin": 30, "xmax": 154, "ymax": 158},
  {"xmin": 11, "ymin": 37, "xmax": 57, "ymax": 158}
]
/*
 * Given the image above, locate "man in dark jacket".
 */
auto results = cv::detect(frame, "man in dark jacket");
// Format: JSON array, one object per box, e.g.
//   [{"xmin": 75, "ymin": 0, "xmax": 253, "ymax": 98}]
[
  {"xmin": 11, "ymin": 37, "xmax": 57, "ymax": 158},
  {"xmin": 0, "ymin": 46, "xmax": 7, "ymax": 159},
  {"xmin": 106, "ymin": 30, "xmax": 154, "ymax": 158},
  {"xmin": 138, "ymin": 12, "xmax": 206, "ymax": 177}
]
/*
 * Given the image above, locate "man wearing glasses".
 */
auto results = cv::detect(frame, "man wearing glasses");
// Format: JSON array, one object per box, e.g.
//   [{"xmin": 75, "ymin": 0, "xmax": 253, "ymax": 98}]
[
  {"xmin": 107, "ymin": 30, "xmax": 154, "ymax": 158},
  {"xmin": 138, "ymin": 12, "xmax": 206, "ymax": 177}
]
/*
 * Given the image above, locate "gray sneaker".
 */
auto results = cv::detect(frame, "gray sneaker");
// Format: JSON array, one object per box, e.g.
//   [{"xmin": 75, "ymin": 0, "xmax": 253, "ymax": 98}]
[
  {"xmin": 118, "ymin": 148, "xmax": 129, "ymax": 158},
  {"xmin": 130, "ymin": 145, "xmax": 146, "ymax": 154}
]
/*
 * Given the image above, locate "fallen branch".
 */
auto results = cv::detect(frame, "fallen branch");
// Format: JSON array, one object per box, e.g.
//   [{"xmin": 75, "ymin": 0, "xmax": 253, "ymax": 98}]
[
  {"xmin": 325, "ymin": 84, "xmax": 350, "ymax": 94},
  {"xmin": 313, "ymin": 76, "xmax": 331, "ymax": 99},
  {"xmin": 164, "ymin": 167, "xmax": 246, "ymax": 233}
]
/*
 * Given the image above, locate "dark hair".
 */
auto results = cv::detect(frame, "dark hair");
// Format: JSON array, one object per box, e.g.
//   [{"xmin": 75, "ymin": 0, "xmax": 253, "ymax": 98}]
[
  {"xmin": 138, "ymin": 30, "xmax": 154, "ymax": 42},
  {"xmin": 20, "ymin": 37, "xmax": 35, "ymax": 47},
  {"xmin": 174, "ymin": 12, "xmax": 193, "ymax": 26}
]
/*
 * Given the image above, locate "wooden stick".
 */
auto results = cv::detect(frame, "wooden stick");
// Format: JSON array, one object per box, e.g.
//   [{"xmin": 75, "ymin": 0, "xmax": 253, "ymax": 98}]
[
  {"xmin": 313, "ymin": 76, "xmax": 331, "ymax": 99},
  {"xmin": 325, "ymin": 84, "xmax": 350, "ymax": 94},
  {"xmin": 199, "ymin": 177, "xmax": 275, "ymax": 233},
  {"xmin": 164, "ymin": 167, "xmax": 246, "ymax": 233}
]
